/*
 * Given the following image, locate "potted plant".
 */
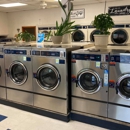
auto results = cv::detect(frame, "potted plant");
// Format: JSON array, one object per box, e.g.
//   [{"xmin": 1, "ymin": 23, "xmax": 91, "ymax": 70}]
[
  {"xmin": 17, "ymin": 30, "xmax": 35, "ymax": 43},
  {"xmin": 92, "ymin": 13, "xmax": 114, "ymax": 48},
  {"xmin": 47, "ymin": 0, "xmax": 78, "ymax": 44}
]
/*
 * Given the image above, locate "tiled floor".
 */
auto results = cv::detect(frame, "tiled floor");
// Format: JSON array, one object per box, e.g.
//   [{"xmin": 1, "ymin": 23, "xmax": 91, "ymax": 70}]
[{"xmin": 0, "ymin": 104, "xmax": 108, "ymax": 130}]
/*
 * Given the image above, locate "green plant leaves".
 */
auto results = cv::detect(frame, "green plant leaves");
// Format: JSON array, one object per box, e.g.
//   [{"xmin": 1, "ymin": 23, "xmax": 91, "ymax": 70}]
[
  {"xmin": 92, "ymin": 13, "xmax": 114, "ymax": 35},
  {"xmin": 47, "ymin": 0, "xmax": 78, "ymax": 40},
  {"xmin": 17, "ymin": 30, "xmax": 35, "ymax": 42}
]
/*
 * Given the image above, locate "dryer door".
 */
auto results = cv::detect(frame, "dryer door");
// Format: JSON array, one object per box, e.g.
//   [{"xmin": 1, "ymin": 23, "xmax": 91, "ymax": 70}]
[
  {"xmin": 72, "ymin": 30, "xmax": 84, "ymax": 41},
  {"xmin": 117, "ymin": 74, "xmax": 130, "ymax": 100},
  {"xmin": 111, "ymin": 29, "xmax": 128, "ymax": 44},
  {"xmin": 77, "ymin": 69, "xmax": 102, "ymax": 94},
  {"xmin": 9, "ymin": 61, "xmax": 28, "ymax": 85},
  {"xmin": 36, "ymin": 64, "xmax": 60, "ymax": 91}
]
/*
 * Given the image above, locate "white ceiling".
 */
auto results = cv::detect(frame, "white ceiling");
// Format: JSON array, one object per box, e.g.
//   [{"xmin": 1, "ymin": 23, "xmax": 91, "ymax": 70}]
[{"xmin": 0, "ymin": 0, "xmax": 121, "ymax": 13}]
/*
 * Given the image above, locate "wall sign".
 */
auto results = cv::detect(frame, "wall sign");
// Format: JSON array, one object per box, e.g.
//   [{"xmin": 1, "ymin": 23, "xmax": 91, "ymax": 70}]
[
  {"xmin": 70, "ymin": 9, "xmax": 85, "ymax": 19},
  {"xmin": 108, "ymin": 5, "xmax": 130, "ymax": 16}
]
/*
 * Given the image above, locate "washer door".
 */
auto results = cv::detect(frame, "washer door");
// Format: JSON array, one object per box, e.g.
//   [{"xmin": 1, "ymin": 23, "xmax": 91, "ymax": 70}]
[
  {"xmin": 77, "ymin": 69, "xmax": 101, "ymax": 94},
  {"xmin": 9, "ymin": 61, "xmax": 28, "ymax": 85},
  {"xmin": 117, "ymin": 74, "xmax": 130, "ymax": 99},
  {"xmin": 111, "ymin": 29, "xmax": 128, "ymax": 44},
  {"xmin": 72, "ymin": 30, "xmax": 84, "ymax": 41},
  {"xmin": 90, "ymin": 30, "xmax": 100, "ymax": 42},
  {"xmin": 36, "ymin": 64, "xmax": 60, "ymax": 91}
]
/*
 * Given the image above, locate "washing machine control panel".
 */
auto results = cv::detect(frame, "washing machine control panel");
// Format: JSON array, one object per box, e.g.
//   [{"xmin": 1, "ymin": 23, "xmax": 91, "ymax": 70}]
[
  {"xmin": 110, "ymin": 55, "xmax": 130, "ymax": 63},
  {"xmin": 32, "ymin": 50, "xmax": 65, "ymax": 57},
  {"xmin": 4, "ymin": 49, "xmax": 27, "ymax": 55}
]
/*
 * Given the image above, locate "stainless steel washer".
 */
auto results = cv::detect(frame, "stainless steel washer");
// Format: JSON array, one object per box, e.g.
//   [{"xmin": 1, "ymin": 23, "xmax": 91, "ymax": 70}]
[
  {"xmin": 4, "ymin": 46, "xmax": 33, "ymax": 106},
  {"xmin": 32, "ymin": 46, "xmax": 80, "ymax": 115},
  {"xmin": 108, "ymin": 49, "xmax": 130, "ymax": 123},
  {"xmin": 71, "ymin": 48, "xmax": 109, "ymax": 117},
  {"xmin": 0, "ymin": 44, "xmax": 6, "ymax": 99}
]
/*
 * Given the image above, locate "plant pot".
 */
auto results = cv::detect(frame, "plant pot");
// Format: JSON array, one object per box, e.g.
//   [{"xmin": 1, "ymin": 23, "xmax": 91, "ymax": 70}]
[
  {"xmin": 51, "ymin": 36, "xmax": 63, "ymax": 44},
  {"xmin": 62, "ymin": 34, "xmax": 71, "ymax": 44},
  {"xmin": 94, "ymin": 35, "xmax": 109, "ymax": 49}
]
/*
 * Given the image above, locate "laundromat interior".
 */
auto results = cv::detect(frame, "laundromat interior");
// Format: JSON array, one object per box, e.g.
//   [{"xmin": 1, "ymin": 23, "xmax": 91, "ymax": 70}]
[{"xmin": 0, "ymin": 0, "xmax": 130, "ymax": 130}]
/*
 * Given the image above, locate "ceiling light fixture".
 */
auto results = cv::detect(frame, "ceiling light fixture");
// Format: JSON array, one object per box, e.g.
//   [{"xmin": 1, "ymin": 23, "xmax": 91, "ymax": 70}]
[{"xmin": 0, "ymin": 3, "xmax": 27, "ymax": 8}]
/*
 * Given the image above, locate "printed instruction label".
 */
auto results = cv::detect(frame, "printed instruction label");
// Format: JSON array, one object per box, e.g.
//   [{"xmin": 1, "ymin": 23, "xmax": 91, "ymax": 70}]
[
  {"xmin": 104, "ymin": 70, "xmax": 108, "ymax": 87},
  {"xmin": 96, "ymin": 62, "xmax": 100, "ymax": 68}
]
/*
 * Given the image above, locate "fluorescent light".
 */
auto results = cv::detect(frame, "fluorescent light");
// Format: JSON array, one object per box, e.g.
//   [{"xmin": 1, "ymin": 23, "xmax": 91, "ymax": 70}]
[{"xmin": 0, "ymin": 3, "xmax": 27, "ymax": 7}]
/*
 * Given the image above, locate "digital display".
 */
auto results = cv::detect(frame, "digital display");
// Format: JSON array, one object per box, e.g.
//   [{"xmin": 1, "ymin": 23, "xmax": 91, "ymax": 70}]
[
  {"xmin": 4, "ymin": 49, "xmax": 26, "ymax": 55},
  {"xmin": 41, "ymin": 51, "xmax": 60, "ymax": 57},
  {"xmin": 72, "ymin": 54, "xmax": 101, "ymax": 61},
  {"xmin": 32, "ymin": 51, "xmax": 40, "ymax": 55}
]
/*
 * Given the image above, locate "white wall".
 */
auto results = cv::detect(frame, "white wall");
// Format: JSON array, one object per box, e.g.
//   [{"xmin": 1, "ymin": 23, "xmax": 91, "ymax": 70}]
[
  {"xmin": 73, "ymin": 0, "xmax": 130, "ymax": 25},
  {"xmin": 7, "ymin": 8, "xmax": 61, "ymax": 37},
  {"xmin": 7, "ymin": 0, "xmax": 130, "ymax": 37},
  {"xmin": 0, "ymin": 12, "xmax": 8, "ymax": 35}
]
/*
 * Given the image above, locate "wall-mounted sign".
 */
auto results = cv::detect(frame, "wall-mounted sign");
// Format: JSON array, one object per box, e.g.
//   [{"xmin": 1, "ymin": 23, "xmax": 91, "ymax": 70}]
[
  {"xmin": 108, "ymin": 5, "xmax": 130, "ymax": 16},
  {"xmin": 70, "ymin": 9, "xmax": 85, "ymax": 19}
]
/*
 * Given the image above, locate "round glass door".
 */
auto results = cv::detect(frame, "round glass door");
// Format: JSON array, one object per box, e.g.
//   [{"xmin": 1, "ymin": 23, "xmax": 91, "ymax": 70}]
[
  {"xmin": 77, "ymin": 69, "xmax": 101, "ymax": 94},
  {"xmin": 72, "ymin": 30, "xmax": 84, "ymax": 41},
  {"xmin": 117, "ymin": 74, "xmax": 130, "ymax": 99},
  {"xmin": 90, "ymin": 30, "xmax": 101, "ymax": 42},
  {"xmin": 111, "ymin": 29, "xmax": 128, "ymax": 44},
  {"xmin": 36, "ymin": 64, "xmax": 60, "ymax": 91},
  {"xmin": 9, "ymin": 61, "xmax": 28, "ymax": 85}
]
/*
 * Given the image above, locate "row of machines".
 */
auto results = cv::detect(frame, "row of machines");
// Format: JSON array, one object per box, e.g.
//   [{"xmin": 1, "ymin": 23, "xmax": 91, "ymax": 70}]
[
  {"xmin": 0, "ymin": 44, "xmax": 81, "ymax": 118},
  {"xmin": 38, "ymin": 24, "xmax": 130, "ymax": 45},
  {"xmin": 0, "ymin": 44, "xmax": 130, "ymax": 123}
]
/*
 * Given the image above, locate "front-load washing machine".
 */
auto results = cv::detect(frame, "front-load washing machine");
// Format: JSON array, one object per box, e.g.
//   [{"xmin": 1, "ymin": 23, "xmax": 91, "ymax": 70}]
[
  {"xmin": 108, "ymin": 24, "xmax": 129, "ymax": 45},
  {"xmin": 108, "ymin": 49, "xmax": 130, "ymax": 123},
  {"xmin": 71, "ymin": 48, "xmax": 109, "ymax": 117},
  {"xmin": 4, "ymin": 45, "xmax": 33, "ymax": 106},
  {"xmin": 72, "ymin": 25, "xmax": 87, "ymax": 42},
  {"xmin": 38, "ymin": 26, "xmax": 49, "ymax": 41},
  {"xmin": 87, "ymin": 25, "xmax": 100, "ymax": 42},
  {"xmin": 32, "ymin": 45, "xmax": 80, "ymax": 115},
  {"xmin": 0, "ymin": 44, "xmax": 6, "ymax": 99}
]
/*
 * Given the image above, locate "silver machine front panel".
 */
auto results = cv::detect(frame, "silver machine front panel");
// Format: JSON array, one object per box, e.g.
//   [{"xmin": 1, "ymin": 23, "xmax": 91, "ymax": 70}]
[
  {"xmin": 32, "ymin": 46, "xmax": 81, "ymax": 114},
  {"xmin": 72, "ymin": 97, "xmax": 107, "ymax": 117},
  {"xmin": 7, "ymin": 89, "xmax": 33, "ymax": 106},
  {"xmin": 0, "ymin": 47, "xmax": 5, "ymax": 87},
  {"xmin": 34, "ymin": 94, "xmax": 67, "ymax": 114},
  {"xmin": 71, "ymin": 49, "xmax": 109, "ymax": 117},
  {"xmin": 4, "ymin": 46, "xmax": 33, "ymax": 92},
  {"xmin": 0, "ymin": 87, "xmax": 6, "ymax": 99},
  {"xmin": 71, "ymin": 50, "xmax": 109, "ymax": 101},
  {"xmin": 108, "ymin": 50, "xmax": 130, "ymax": 123},
  {"xmin": 32, "ymin": 48, "xmax": 70, "ymax": 99},
  {"xmin": 108, "ymin": 104, "xmax": 130, "ymax": 123}
]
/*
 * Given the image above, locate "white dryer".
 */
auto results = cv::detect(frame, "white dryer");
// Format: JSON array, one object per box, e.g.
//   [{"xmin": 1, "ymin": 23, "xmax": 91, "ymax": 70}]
[
  {"xmin": 108, "ymin": 24, "xmax": 129, "ymax": 45},
  {"xmin": 125, "ymin": 24, "xmax": 130, "ymax": 44},
  {"xmin": 38, "ymin": 26, "xmax": 49, "ymax": 41},
  {"xmin": 87, "ymin": 25, "xmax": 100, "ymax": 42},
  {"xmin": 72, "ymin": 25, "xmax": 87, "ymax": 42}
]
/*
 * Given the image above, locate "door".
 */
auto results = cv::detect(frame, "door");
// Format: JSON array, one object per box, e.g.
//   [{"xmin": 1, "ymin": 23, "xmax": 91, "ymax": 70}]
[
  {"xmin": 36, "ymin": 64, "xmax": 61, "ymax": 91},
  {"xmin": 9, "ymin": 61, "xmax": 28, "ymax": 85},
  {"xmin": 77, "ymin": 69, "xmax": 102, "ymax": 94},
  {"xmin": 116, "ymin": 74, "xmax": 130, "ymax": 100},
  {"xmin": 111, "ymin": 29, "xmax": 128, "ymax": 44},
  {"xmin": 72, "ymin": 30, "xmax": 84, "ymax": 41}
]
